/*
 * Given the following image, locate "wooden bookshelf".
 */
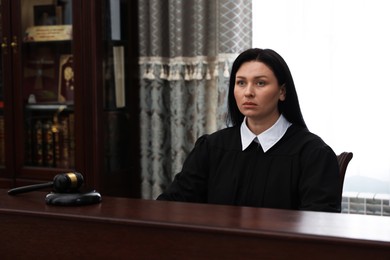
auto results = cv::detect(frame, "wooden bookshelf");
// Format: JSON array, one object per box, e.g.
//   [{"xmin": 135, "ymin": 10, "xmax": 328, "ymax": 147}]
[{"xmin": 0, "ymin": 0, "xmax": 140, "ymax": 198}]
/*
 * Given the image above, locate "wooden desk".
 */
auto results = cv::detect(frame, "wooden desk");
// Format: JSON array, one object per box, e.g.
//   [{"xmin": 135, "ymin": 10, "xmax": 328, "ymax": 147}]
[{"xmin": 0, "ymin": 189, "xmax": 389, "ymax": 259}]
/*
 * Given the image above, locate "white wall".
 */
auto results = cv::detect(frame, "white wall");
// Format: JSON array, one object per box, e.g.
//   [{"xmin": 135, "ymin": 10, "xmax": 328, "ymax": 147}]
[{"xmin": 252, "ymin": 0, "xmax": 390, "ymax": 194}]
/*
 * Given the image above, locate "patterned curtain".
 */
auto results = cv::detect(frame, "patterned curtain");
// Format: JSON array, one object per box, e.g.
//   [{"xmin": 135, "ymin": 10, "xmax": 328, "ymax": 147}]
[{"xmin": 138, "ymin": 0, "xmax": 252, "ymax": 199}]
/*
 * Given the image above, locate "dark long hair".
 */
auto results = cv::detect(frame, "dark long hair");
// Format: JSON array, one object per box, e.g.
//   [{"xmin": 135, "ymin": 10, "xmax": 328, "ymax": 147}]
[{"xmin": 226, "ymin": 48, "xmax": 307, "ymax": 128}]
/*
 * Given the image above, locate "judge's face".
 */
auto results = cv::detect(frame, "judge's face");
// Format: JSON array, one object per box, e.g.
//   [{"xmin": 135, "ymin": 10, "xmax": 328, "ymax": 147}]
[{"xmin": 234, "ymin": 61, "xmax": 286, "ymax": 127}]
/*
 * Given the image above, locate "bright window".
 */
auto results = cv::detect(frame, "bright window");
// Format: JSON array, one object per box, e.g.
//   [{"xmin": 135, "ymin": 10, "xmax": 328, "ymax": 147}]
[{"xmin": 253, "ymin": 0, "xmax": 390, "ymax": 194}]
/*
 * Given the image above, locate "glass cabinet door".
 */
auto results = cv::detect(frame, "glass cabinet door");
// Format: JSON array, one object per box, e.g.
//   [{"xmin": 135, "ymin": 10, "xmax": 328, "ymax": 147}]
[
  {"xmin": 1, "ymin": 0, "xmax": 140, "ymax": 194},
  {"xmin": 19, "ymin": 0, "xmax": 74, "ymax": 170}
]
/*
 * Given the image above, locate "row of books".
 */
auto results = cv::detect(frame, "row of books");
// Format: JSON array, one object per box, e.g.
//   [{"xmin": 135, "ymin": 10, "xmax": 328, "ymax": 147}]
[{"xmin": 25, "ymin": 113, "xmax": 74, "ymax": 168}]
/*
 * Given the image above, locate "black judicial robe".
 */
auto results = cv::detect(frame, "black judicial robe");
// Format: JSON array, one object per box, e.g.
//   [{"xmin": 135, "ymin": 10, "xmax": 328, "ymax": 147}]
[{"xmin": 157, "ymin": 124, "xmax": 341, "ymax": 213}]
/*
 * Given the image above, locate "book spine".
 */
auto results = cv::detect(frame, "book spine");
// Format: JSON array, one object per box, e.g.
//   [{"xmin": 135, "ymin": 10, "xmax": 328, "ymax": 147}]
[
  {"xmin": 52, "ymin": 115, "xmax": 61, "ymax": 167},
  {"xmin": 34, "ymin": 120, "xmax": 43, "ymax": 166},
  {"xmin": 60, "ymin": 115, "xmax": 70, "ymax": 168},
  {"xmin": 43, "ymin": 120, "xmax": 54, "ymax": 167}
]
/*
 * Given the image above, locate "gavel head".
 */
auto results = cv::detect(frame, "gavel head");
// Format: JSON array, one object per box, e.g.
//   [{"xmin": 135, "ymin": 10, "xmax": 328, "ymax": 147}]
[{"xmin": 52, "ymin": 172, "xmax": 84, "ymax": 193}]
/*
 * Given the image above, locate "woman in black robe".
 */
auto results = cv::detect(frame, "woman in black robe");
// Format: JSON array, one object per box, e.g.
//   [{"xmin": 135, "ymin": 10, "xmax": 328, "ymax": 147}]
[{"xmin": 157, "ymin": 48, "xmax": 341, "ymax": 213}]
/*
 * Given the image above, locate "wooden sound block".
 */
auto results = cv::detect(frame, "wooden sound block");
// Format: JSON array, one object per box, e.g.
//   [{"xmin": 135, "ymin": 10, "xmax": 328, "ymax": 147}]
[{"xmin": 45, "ymin": 190, "xmax": 102, "ymax": 206}]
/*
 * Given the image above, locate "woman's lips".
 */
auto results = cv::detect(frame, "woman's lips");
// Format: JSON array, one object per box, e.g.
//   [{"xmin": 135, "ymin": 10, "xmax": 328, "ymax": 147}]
[{"xmin": 242, "ymin": 102, "xmax": 257, "ymax": 107}]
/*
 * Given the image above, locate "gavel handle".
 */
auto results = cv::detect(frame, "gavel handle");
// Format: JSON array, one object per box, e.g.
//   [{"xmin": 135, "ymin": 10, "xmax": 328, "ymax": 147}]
[{"xmin": 8, "ymin": 182, "xmax": 54, "ymax": 195}]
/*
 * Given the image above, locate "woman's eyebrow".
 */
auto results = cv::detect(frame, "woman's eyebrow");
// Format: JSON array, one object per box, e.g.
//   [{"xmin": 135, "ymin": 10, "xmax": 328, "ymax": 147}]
[{"xmin": 236, "ymin": 75, "xmax": 268, "ymax": 79}]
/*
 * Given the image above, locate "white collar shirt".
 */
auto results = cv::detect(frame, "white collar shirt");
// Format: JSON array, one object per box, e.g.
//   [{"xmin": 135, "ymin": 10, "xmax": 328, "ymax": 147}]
[{"xmin": 240, "ymin": 114, "xmax": 292, "ymax": 152}]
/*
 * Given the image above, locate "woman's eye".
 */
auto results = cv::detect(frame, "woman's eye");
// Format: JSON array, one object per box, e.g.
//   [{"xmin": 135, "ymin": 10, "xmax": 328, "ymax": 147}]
[
  {"xmin": 257, "ymin": 81, "xmax": 265, "ymax": 86},
  {"xmin": 236, "ymin": 80, "xmax": 245, "ymax": 86}
]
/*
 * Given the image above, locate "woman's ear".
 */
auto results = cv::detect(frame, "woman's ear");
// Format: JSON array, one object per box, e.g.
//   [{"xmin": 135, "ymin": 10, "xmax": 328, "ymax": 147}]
[{"xmin": 279, "ymin": 84, "xmax": 286, "ymax": 101}]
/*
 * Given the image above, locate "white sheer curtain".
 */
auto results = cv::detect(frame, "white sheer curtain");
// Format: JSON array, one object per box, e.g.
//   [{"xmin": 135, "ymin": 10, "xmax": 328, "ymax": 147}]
[{"xmin": 253, "ymin": 0, "xmax": 390, "ymax": 194}]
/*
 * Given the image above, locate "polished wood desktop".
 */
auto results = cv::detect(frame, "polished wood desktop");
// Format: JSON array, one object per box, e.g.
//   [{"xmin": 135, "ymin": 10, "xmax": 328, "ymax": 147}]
[{"xmin": 0, "ymin": 189, "xmax": 389, "ymax": 259}]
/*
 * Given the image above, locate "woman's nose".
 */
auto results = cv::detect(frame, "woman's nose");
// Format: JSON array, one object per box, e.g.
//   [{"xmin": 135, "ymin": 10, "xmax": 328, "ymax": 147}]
[{"xmin": 244, "ymin": 84, "xmax": 254, "ymax": 97}]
